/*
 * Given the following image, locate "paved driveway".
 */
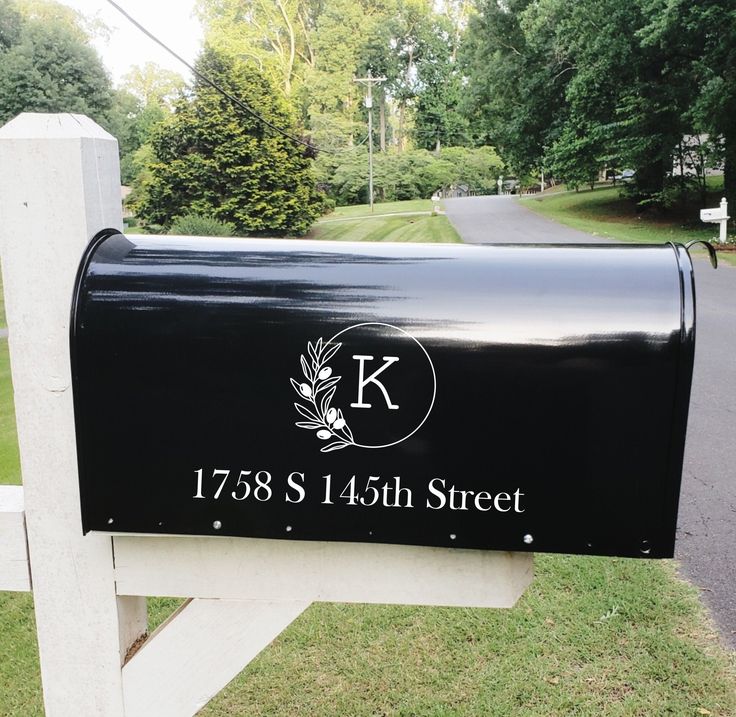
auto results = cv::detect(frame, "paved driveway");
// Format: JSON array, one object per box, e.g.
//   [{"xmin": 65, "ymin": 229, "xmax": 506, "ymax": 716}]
[
  {"xmin": 445, "ymin": 194, "xmax": 610, "ymax": 244},
  {"xmin": 445, "ymin": 195, "xmax": 736, "ymax": 649}
]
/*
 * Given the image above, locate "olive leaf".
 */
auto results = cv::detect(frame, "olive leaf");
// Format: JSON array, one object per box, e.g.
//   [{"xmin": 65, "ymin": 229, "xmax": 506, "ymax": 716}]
[
  {"xmin": 300, "ymin": 355, "xmax": 312, "ymax": 381},
  {"xmin": 291, "ymin": 335, "xmax": 356, "ymax": 451},
  {"xmin": 294, "ymin": 402, "xmax": 320, "ymax": 422},
  {"xmin": 321, "ymin": 441, "xmax": 348, "ymax": 453},
  {"xmin": 315, "ymin": 376, "xmax": 341, "ymax": 395},
  {"xmin": 321, "ymin": 342, "xmax": 342, "ymax": 364}
]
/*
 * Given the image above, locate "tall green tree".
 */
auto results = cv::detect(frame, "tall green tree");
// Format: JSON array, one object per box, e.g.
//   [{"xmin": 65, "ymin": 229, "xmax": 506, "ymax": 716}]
[
  {"xmin": 107, "ymin": 63, "xmax": 185, "ymax": 184},
  {"xmin": 0, "ymin": 0, "xmax": 112, "ymax": 126},
  {"xmin": 196, "ymin": 0, "xmax": 317, "ymax": 99},
  {"xmin": 105, "ymin": 90, "xmax": 168, "ymax": 184},
  {"xmin": 462, "ymin": 0, "xmax": 696, "ymax": 202},
  {"xmin": 138, "ymin": 47, "xmax": 323, "ymax": 236},
  {"xmin": 640, "ymin": 0, "xmax": 736, "ymax": 207},
  {"xmin": 461, "ymin": 0, "xmax": 569, "ymax": 175},
  {"xmin": 412, "ymin": 13, "xmax": 469, "ymax": 153},
  {"xmin": 121, "ymin": 62, "xmax": 185, "ymax": 109},
  {"xmin": 307, "ymin": 0, "xmax": 372, "ymax": 148}
]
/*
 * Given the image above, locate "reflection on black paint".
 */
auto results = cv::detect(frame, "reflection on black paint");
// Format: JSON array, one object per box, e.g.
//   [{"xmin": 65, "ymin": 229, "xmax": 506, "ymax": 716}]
[{"xmin": 71, "ymin": 231, "xmax": 696, "ymax": 559}]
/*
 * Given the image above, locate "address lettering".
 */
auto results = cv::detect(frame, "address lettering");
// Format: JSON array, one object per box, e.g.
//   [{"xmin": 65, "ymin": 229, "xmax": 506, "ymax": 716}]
[{"xmin": 193, "ymin": 468, "xmax": 525, "ymax": 514}]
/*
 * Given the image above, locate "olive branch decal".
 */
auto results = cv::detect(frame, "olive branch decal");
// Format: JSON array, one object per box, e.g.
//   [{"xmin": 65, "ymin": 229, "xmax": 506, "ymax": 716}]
[{"xmin": 291, "ymin": 337, "xmax": 356, "ymax": 452}]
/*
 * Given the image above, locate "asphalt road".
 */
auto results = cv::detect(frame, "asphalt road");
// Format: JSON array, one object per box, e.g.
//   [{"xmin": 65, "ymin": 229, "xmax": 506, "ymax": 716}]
[
  {"xmin": 445, "ymin": 195, "xmax": 736, "ymax": 649},
  {"xmin": 444, "ymin": 194, "xmax": 610, "ymax": 244}
]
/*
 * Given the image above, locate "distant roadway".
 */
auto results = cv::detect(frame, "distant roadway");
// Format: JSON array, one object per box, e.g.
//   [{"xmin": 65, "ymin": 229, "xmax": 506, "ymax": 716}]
[{"xmin": 445, "ymin": 194, "xmax": 736, "ymax": 650}]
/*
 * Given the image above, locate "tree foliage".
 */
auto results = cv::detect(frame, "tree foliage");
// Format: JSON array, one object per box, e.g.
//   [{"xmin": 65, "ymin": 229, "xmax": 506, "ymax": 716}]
[
  {"xmin": 121, "ymin": 62, "xmax": 185, "ymax": 109},
  {"xmin": 137, "ymin": 47, "xmax": 324, "ymax": 235},
  {"xmin": 320, "ymin": 145, "xmax": 503, "ymax": 204},
  {"xmin": 195, "ymin": 0, "xmax": 317, "ymax": 98},
  {"xmin": 106, "ymin": 63, "xmax": 184, "ymax": 185},
  {"xmin": 461, "ymin": 0, "xmax": 736, "ymax": 207},
  {"xmin": 0, "ymin": 0, "xmax": 112, "ymax": 126},
  {"xmin": 197, "ymin": 0, "xmax": 466, "ymax": 156},
  {"xmin": 411, "ymin": 12, "xmax": 470, "ymax": 153}
]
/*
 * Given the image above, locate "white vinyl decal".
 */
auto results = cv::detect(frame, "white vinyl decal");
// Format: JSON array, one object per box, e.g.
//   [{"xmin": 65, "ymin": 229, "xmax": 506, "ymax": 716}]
[{"xmin": 290, "ymin": 323, "xmax": 436, "ymax": 452}]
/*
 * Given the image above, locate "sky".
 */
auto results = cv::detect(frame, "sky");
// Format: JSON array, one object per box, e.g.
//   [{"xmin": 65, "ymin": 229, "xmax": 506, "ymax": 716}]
[{"xmin": 58, "ymin": 0, "xmax": 203, "ymax": 85}]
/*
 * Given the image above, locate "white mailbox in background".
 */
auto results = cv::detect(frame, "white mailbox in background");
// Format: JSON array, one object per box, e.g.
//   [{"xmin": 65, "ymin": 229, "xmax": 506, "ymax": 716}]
[{"xmin": 700, "ymin": 197, "xmax": 729, "ymax": 243}]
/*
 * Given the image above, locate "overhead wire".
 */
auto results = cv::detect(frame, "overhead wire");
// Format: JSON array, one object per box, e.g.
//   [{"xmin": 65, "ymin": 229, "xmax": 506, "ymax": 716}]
[
  {"xmin": 105, "ymin": 0, "xmax": 366, "ymax": 157},
  {"xmin": 106, "ymin": 0, "xmax": 454, "ymax": 159}
]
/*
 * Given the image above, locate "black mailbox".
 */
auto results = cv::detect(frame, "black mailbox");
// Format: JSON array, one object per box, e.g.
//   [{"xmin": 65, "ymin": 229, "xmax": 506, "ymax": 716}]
[{"xmin": 71, "ymin": 230, "xmax": 699, "ymax": 558}]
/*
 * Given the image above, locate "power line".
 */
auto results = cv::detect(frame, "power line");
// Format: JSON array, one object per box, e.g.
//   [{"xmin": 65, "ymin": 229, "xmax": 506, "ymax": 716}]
[{"xmin": 105, "ymin": 0, "xmax": 324, "ymax": 154}]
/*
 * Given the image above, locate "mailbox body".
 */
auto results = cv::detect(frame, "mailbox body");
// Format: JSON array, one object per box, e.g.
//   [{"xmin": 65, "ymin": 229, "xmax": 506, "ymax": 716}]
[
  {"xmin": 71, "ymin": 232, "xmax": 696, "ymax": 558},
  {"xmin": 700, "ymin": 208, "xmax": 727, "ymax": 222}
]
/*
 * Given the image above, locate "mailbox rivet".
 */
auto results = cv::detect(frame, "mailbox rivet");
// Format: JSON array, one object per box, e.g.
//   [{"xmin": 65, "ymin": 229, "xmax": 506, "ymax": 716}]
[
  {"xmin": 286, "ymin": 525, "xmax": 292, "ymax": 532},
  {"xmin": 523, "ymin": 534, "xmax": 534, "ymax": 545},
  {"xmin": 450, "ymin": 533, "xmax": 456, "ymax": 540},
  {"xmin": 107, "ymin": 518, "xmax": 114, "ymax": 525},
  {"xmin": 640, "ymin": 540, "xmax": 651, "ymax": 555},
  {"xmin": 213, "ymin": 520, "xmax": 222, "ymax": 530}
]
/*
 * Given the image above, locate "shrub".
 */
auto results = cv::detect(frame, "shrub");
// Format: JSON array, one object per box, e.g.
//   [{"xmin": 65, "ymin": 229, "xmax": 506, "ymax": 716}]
[{"xmin": 168, "ymin": 213, "xmax": 236, "ymax": 237}]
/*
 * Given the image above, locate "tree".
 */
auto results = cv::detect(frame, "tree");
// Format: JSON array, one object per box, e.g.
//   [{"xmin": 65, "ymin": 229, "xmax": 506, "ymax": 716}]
[
  {"xmin": 307, "ymin": 0, "xmax": 372, "ymax": 148},
  {"xmin": 105, "ymin": 90, "xmax": 168, "ymax": 184},
  {"xmin": 107, "ymin": 63, "xmax": 184, "ymax": 185},
  {"xmin": 461, "ymin": 0, "xmax": 693, "ymax": 203},
  {"xmin": 0, "ymin": 1, "xmax": 112, "ymax": 126},
  {"xmin": 412, "ymin": 14, "xmax": 469, "ymax": 153},
  {"xmin": 15, "ymin": 0, "xmax": 109, "ymax": 41},
  {"xmin": 138, "ymin": 47, "xmax": 324, "ymax": 236},
  {"xmin": 640, "ymin": 0, "xmax": 736, "ymax": 208},
  {"xmin": 460, "ymin": 0, "xmax": 569, "ymax": 175},
  {"xmin": 0, "ymin": 1, "xmax": 22, "ymax": 51},
  {"xmin": 196, "ymin": 0, "xmax": 317, "ymax": 99},
  {"xmin": 321, "ymin": 145, "xmax": 502, "ymax": 204},
  {"xmin": 121, "ymin": 62, "xmax": 185, "ymax": 109}
]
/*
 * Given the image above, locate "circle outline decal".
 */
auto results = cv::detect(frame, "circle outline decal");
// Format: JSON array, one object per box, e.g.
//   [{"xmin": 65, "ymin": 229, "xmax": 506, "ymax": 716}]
[
  {"xmin": 290, "ymin": 322, "xmax": 436, "ymax": 451},
  {"xmin": 328, "ymin": 322, "xmax": 437, "ymax": 449}
]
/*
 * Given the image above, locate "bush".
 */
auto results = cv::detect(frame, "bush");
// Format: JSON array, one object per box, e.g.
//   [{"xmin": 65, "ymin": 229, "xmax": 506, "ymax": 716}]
[
  {"xmin": 317, "ymin": 145, "xmax": 505, "ymax": 205},
  {"xmin": 139, "ymin": 48, "xmax": 323, "ymax": 236},
  {"xmin": 169, "ymin": 213, "xmax": 236, "ymax": 237}
]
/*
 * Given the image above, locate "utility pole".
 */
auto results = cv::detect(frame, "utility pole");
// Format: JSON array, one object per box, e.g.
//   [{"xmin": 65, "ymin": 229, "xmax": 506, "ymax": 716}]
[{"xmin": 354, "ymin": 70, "xmax": 386, "ymax": 213}]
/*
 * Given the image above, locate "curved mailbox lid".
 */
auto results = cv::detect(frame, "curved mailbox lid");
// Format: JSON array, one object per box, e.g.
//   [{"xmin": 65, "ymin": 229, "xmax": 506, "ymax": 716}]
[{"xmin": 71, "ymin": 232, "xmax": 696, "ymax": 558}]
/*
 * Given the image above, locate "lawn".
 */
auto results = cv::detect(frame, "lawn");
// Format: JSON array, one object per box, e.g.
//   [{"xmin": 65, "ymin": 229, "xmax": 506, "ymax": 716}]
[
  {"xmin": 0, "ymin": 340, "xmax": 20, "ymax": 486},
  {"xmin": 1, "ymin": 201, "xmax": 735, "ymax": 715},
  {"xmin": 311, "ymin": 212, "xmax": 460, "ymax": 243},
  {"xmin": 4, "ymin": 557, "xmax": 736, "ymax": 716},
  {"xmin": 321, "ymin": 198, "xmax": 434, "ymax": 219},
  {"xmin": 522, "ymin": 186, "xmax": 735, "ymax": 265},
  {"xmin": 311, "ymin": 199, "xmax": 460, "ymax": 243}
]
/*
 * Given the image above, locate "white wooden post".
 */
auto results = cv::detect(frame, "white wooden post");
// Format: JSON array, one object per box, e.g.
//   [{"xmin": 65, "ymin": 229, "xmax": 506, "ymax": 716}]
[
  {"xmin": 719, "ymin": 197, "xmax": 728, "ymax": 243},
  {"xmin": 0, "ymin": 113, "xmax": 147, "ymax": 715}
]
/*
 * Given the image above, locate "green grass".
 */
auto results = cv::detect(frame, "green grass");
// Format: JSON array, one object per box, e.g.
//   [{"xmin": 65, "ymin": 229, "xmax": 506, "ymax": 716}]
[
  {"xmin": 3, "ymin": 558, "xmax": 735, "ymax": 716},
  {"xmin": 311, "ymin": 212, "xmax": 461, "ymax": 243},
  {"xmin": 321, "ymin": 199, "xmax": 434, "ymax": 219},
  {"xmin": 0, "ymin": 340, "xmax": 20, "ymax": 486},
  {"xmin": 522, "ymin": 186, "xmax": 736, "ymax": 266},
  {"xmin": 311, "ymin": 199, "xmax": 461, "ymax": 243}
]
